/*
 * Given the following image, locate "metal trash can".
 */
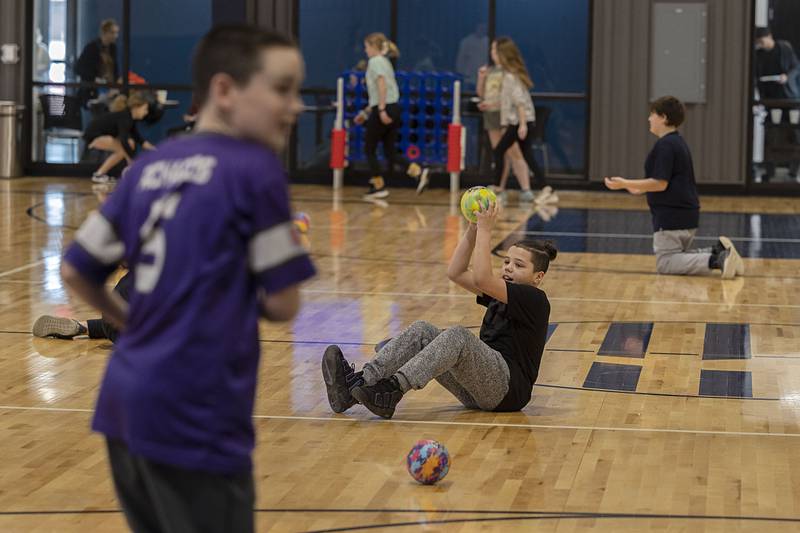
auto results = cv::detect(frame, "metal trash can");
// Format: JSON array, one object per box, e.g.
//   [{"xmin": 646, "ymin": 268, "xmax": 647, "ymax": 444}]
[{"xmin": 0, "ymin": 101, "xmax": 24, "ymax": 178}]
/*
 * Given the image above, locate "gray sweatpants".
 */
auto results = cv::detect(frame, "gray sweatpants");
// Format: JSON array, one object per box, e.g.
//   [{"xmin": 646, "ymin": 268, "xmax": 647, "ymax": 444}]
[
  {"xmin": 362, "ymin": 320, "xmax": 510, "ymax": 410},
  {"xmin": 653, "ymin": 229, "xmax": 712, "ymax": 276}
]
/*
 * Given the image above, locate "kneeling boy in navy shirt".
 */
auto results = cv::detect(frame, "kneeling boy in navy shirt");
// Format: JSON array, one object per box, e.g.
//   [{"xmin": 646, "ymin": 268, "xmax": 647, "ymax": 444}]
[{"xmin": 604, "ymin": 96, "xmax": 744, "ymax": 279}]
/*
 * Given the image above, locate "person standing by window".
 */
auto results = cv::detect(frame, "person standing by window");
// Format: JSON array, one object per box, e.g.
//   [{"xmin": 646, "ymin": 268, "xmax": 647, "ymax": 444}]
[
  {"xmin": 755, "ymin": 27, "xmax": 800, "ymax": 100},
  {"xmin": 75, "ymin": 19, "xmax": 120, "ymax": 106}
]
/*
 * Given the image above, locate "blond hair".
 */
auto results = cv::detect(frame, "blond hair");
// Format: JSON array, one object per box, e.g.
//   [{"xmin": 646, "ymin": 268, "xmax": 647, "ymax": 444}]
[
  {"xmin": 365, "ymin": 32, "xmax": 399, "ymax": 59},
  {"xmin": 495, "ymin": 37, "xmax": 533, "ymax": 89},
  {"xmin": 109, "ymin": 92, "xmax": 149, "ymax": 113},
  {"xmin": 100, "ymin": 19, "xmax": 118, "ymax": 34}
]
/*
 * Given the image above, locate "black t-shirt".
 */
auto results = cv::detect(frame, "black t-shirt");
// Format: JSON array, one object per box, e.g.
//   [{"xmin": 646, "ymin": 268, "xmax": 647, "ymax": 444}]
[
  {"xmin": 756, "ymin": 42, "xmax": 798, "ymax": 99},
  {"xmin": 83, "ymin": 110, "xmax": 144, "ymax": 158},
  {"xmin": 75, "ymin": 39, "xmax": 119, "ymax": 82},
  {"xmin": 477, "ymin": 282, "xmax": 550, "ymax": 412},
  {"xmin": 644, "ymin": 131, "xmax": 700, "ymax": 232}
]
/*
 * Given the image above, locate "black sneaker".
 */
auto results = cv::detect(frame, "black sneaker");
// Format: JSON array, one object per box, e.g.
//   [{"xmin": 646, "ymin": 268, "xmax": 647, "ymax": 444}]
[
  {"xmin": 363, "ymin": 184, "xmax": 389, "ymax": 200},
  {"xmin": 351, "ymin": 376, "xmax": 404, "ymax": 419},
  {"xmin": 32, "ymin": 315, "xmax": 87, "ymax": 339},
  {"xmin": 321, "ymin": 345, "xmax": 363, "ymax": 413}
]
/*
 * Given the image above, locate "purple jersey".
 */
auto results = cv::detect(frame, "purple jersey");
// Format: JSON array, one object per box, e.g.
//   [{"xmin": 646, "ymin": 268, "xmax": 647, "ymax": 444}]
[{"xmin": 64, "ymin": 133, "xmax": 315, "ymax": 474}]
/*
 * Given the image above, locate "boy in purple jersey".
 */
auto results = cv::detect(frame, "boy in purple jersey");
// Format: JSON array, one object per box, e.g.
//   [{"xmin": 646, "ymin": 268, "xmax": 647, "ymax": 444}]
[{"xmin": 61, "ymin": 26, "xmax": 313, "ymax": 532}]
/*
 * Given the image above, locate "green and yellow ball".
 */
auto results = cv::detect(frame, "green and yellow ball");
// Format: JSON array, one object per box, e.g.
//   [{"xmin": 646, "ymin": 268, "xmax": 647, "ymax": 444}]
[{"xmin": 459, "ymin": 186, "xmax": 497, "ymax": 223}]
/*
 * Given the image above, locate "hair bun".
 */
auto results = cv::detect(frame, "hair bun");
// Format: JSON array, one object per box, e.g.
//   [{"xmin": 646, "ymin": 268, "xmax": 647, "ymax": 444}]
[{"xmin": 542, "ymin": 240, "xmax": 558, "ymax": 261}]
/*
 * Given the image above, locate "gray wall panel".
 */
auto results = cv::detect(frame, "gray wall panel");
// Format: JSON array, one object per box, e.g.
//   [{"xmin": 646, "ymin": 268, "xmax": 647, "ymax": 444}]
[
  {"xmin": 590, "ymin": 0, "xmax": 751, "ymax": 184},
  {"xmin": 651, "ymin": 3, "xmax": 708, "ymax": 103},
  {"xmin": 0, "ymin": 0, "xmax": 27, "ymax": 104},
  {"xmin": 248, "ymin": 0, "xmax": 296, "ymax": 37}
]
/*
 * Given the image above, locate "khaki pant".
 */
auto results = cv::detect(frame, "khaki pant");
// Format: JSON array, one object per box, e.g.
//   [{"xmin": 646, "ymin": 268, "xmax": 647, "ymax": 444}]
[{"xmin": 652, "ymin": 229, "xmax": 712, "ymax": 275}]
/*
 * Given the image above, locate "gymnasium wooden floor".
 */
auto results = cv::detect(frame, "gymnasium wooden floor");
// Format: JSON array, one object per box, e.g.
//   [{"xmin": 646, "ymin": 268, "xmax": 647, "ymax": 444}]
[{"xmin": 1, "ymin": 177, "xmax": 799, "ymax": 532}]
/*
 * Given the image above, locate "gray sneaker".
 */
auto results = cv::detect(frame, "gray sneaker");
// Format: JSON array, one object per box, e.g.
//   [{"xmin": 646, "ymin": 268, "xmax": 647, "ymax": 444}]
[
  {"xmin": 32, "ymin": 315, "xmax": 87, "ymax": 339},
  {"xmin": 520, "ymin": 189, "xmax": 535, "ymax": 203}
]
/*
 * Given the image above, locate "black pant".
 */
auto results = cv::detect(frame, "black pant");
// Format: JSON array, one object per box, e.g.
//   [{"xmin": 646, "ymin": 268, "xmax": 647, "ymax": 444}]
[
  {"xmin": 87, "ymin": 271, "xmax": 132, "ymax": 344},
  {"xmin": 493, "ymin": 121, "xmax": 545, "ymax": 188},
  {"xmin": 363, "ymin": 103, "xmax": 406, "ymax": 182},
  {"xmin": 107, "ymin": 439, "xmax": 255, "ymax": 533}
]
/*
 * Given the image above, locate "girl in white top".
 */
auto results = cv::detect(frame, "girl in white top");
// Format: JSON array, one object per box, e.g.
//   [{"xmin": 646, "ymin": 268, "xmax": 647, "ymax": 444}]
[
  {"xmin": 354, "ymin": 33, "xmax": 427, "ymax": 200},
  {"xmin": 491, "ymin": 37, "xmax": 554, "ymax": 203},
  {"xmin": 477, "ymin": 41, "xmax": 525, "ymax": 203}
]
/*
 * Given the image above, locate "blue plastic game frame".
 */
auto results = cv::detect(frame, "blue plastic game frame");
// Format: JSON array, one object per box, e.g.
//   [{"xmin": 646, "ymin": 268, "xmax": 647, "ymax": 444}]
[{"xmin": 342, "ymin": 70, "xmax": 462, "ymax": 166}]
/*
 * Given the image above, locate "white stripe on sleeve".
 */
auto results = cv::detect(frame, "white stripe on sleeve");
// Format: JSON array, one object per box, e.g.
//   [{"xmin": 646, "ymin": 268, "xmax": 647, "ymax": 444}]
[
  {"xmin": 74, "ymin": 211, "xmax": 125, "ymax": 265},
  {"xmin": 248, "ymin": 221, "xmax": 306, "ymax": 273}
]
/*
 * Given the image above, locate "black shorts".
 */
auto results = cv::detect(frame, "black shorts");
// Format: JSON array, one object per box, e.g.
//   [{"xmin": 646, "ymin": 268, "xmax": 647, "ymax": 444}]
[{"xmin": 106, "ymin": 439, "xmax": 255, "ymax": 533}]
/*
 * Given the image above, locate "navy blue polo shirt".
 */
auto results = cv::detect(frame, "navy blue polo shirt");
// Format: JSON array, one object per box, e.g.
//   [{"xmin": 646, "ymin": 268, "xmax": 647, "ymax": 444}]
[{"xmin": 644, "ymin": 131, "xmax": 700, "ymax": 232}]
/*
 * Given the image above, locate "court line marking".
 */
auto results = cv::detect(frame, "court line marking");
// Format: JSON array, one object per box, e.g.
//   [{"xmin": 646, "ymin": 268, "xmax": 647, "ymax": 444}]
[
  {"xmin": 256, "ymin": 414, "xmax": 800, "ymax": 438},
  {"xmin": 308, "ymin": 224, "xmax": 800, "ymax": 244},
  {"xmin": 6, "ymin": 319, "xmax": 800, "ymax": 339},
  {"xmin": 307, "ymin": 513, "xmax": 800, "ymax": 532},
  {"xmin": 301, "ymin": 288, "xmax": 800, "ymax": 309},
  {"xmin": 0, "ymin": 259, "xmax": 49, "ymax": 279},
  {"xmin": 536, "ymin": 383, "xmax": 780, "ymax": 401},
  {"xmin": 308, "ymin": 253, "xmax": 800, "ymax": 281},
  {"xmin": 7, "ymin": 331, "xmax": 799, "ymax": 362},
  {"xmin": 310, "ymin": 255, "xmax": 800, "ymax": 282},
  {"xmin": 291, "ymin": 194, "xmax": 800, "ymax": 216},
  {"xmin": 501, "ymin": 229, "xmax": 800, "ymax": 244},
  {"xmin": 2, "ymin": 404, "xmax": 798, "ymax": 438},
  {"xmin": 1, "ymin": 508, "xmax": 798, "ymax": 524},
  {"xmin": 0, "ymin": 405, "xmax": 93, "ymax": 413},
  {"xmin": 26, "ymin": 203, "xmax": 79, "ymax": 230},
  {"xmin": 306, "ymin": 514, "xmax": 798, "ymax": 532},
  {"xmin": 17, "ymin": 186, "xmax": 800, "ymax": 245}
]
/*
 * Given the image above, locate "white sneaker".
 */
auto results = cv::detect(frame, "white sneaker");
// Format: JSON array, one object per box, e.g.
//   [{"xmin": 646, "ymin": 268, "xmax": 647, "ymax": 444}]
[
  {"xmin": 91, "ymin": 174, "xmax": 116, "ymax": 184},
  {"xmin": 535, "ymin": 204, "xmax": 559, "ymax": 222},
  {"xmin": 415, "ymin": 168, "xmax": 430, "ymax": 195},
  {"xmin": 720, "ymin": 246, "xmax": 743, "ymax": 280},
  {"xmin": 535, "ymin": 186, "xmax": 559, "ymax": 204},
  {"xmin": 718, "ymin": 236, "xmax": 745, "ymax": 276}
]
